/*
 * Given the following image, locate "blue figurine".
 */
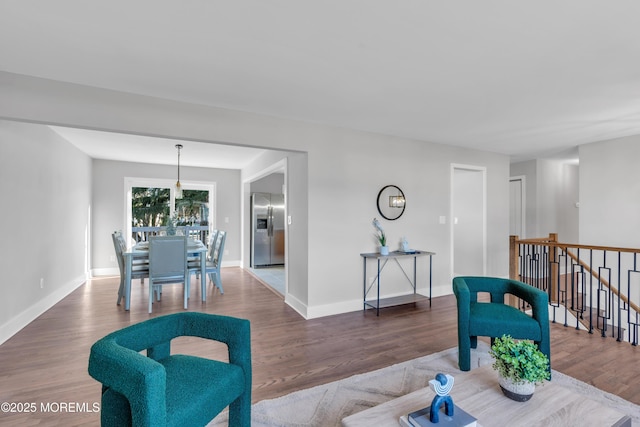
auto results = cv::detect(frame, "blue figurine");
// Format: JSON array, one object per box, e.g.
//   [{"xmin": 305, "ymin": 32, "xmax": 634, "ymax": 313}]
[{"xmin": 428, "ymin": 373, "xmax": 455, "ymax": 423}]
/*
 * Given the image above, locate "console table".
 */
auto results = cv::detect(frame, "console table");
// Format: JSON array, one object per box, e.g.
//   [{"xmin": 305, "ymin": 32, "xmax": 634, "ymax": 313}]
[{"xmin": 360, "ymin": 250, "xmax": 434, "ymax": 316}]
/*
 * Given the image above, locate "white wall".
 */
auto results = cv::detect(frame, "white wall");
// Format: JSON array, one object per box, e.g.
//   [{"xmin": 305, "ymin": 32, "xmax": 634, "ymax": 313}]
[
  {"xmin": 510, "ymin": 159, "xmax": 579, "ymax": 242},
  {"xmin": 580, "ymin": 136, "xmax": 640, "ymax": 247},
  {"xmin": 92, "ymin": 159, "xmax": 242, "ymax": 275},
  {"xmin": 0, "ymin": 120, "xmax": 91, "ymax": 344},
  {"xmin": 251, "ymin": 173, "xmax": 284, "ymax": 194},
  {"xmin": 0, "ymin": 71, "xmax": 510, "ymax": 320}
]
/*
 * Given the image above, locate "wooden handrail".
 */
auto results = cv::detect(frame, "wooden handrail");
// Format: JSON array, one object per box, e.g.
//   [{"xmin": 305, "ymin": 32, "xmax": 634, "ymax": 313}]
[
  {"xmin": 560, "ymin": 245, "xmax": 640, "ymax": 316},
  {"xmin": 511, "ymin": 233, "xmax": 640, "ymax": 344},
  {"xmin": 517, "ymin": 238, "xmax": 640, "ymax": 255}
]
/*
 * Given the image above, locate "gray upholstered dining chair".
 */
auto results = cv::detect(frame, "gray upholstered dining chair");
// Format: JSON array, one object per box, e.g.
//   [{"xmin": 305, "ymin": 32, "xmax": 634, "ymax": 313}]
[
  {"xmin": 148, "ymin": 235, "xmax": 189, "ymax": 313},
  {"xmin": 189, "ymin": 230, "xmax": 226, "ymax": 296},
  {"xmin": 112, "ymin": 231, "xmax": 149, "ymax": 305},
  {"xmin": 191, "ymin": 229, "xmax": 218, "ymax": 282}
]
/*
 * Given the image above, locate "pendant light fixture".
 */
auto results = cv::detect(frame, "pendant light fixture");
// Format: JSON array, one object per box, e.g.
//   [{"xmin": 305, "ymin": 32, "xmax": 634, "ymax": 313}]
[{"xmin": 175, "ymin": 144, "xmax": 183, "ymax": 199}]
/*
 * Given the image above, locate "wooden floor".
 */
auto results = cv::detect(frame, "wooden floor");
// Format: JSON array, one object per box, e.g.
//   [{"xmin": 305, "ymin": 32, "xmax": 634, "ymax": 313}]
[{"xmin": 1, "ymin": 268, "xmax": 638, "ymax": 426}]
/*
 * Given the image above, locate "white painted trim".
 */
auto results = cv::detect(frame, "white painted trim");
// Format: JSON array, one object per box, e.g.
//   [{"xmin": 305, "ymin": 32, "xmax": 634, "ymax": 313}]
[
  {"xmin": 0, "ymin": 275, "xmax": 86, "ymax": 346},
  {"xmin": 284, "ymin": 292, "xmax": 309, "ymax": 318},
  {"xmin": 450, "ymin": 163, "xmax": 487, "ymax": 281},
  {"xmin": 92, "ymin": 267, "xmax": 120, "ymax": 277},
  {"xmin": 305, "ymin": 298, "xmax": 362, "ymax": 319}
]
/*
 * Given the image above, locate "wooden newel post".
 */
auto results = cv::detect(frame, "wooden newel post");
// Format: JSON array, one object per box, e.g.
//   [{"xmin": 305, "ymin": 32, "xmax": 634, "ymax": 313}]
[
  {"xmin": 549, "ymin": 233, "xmax": 558, "ymax": 303},
  {"xmin": 508, "ymin": 235, "xmax": 519, "ymax": 307},
  {"xmin": 509, "ymin": 235, "xmax": 519, "ymax": 281}
]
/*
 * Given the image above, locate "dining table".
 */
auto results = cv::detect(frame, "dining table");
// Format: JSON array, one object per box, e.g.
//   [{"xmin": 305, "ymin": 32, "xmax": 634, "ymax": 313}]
[{"xmin": 122, "ymin": 238, "xmax": 208, "ymax": 311}]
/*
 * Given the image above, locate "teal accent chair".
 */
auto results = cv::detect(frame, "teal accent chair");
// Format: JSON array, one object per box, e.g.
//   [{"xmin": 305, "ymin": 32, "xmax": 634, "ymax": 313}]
[
  {"xmin": 453, "ymin": 276, "xmax": 550, "ymax": 374},
  {"xmin": 88, "ymin": 312, "xmax": 252, "ymax": 427}
]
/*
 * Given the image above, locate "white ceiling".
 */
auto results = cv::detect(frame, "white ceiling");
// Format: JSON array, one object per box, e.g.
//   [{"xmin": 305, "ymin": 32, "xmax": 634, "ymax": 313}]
[
  {"xmin": 3, "ymin": 1, "xmax": 640, "ymax": 164},
  {"xmin": 49, "ymin": 126, "xmax": 267, "ymax": 169}
]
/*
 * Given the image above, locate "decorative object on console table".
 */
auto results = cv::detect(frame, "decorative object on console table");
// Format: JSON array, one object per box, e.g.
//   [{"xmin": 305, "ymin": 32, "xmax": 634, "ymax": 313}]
[
  {"xmin": 400, "ymin": 237, "xmax": 417, "ymax": 254},
  {"xmin": 372, "ymin": 217, "xmax": 388, "ymax": 255},
  {"xmin": 399, "ymin": 372, "xmax": 477, "ymax": 427},
  {"xmin": 489, "ymin": 334, "xmax": 550, "ymax": 402}
]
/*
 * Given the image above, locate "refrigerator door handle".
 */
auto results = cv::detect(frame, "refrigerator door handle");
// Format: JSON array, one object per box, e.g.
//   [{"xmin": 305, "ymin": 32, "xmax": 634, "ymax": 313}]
[{"xmin": 268, "ymin": 206, "xmax": 274, "ymax": 237}]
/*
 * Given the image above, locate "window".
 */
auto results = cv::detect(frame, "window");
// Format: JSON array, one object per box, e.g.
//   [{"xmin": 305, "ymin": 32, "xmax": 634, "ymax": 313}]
[{"xmin": 124, "ymin": 178, "xmax": 215, "ymax": 244}]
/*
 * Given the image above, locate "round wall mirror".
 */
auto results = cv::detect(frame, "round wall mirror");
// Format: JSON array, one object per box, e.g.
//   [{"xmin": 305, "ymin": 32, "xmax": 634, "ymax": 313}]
[{"xmin": 376, "ymin": 185, "xmax": 406, "ymax": 220}]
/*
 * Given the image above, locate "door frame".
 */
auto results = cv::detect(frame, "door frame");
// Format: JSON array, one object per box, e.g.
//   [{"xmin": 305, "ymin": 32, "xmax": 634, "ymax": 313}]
[{"xmin": 509, "ymin": 175, "xmax": 526, "ymax": 239}]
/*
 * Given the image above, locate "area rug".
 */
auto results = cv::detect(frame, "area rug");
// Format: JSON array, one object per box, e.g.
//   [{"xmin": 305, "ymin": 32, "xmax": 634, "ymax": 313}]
[{"xmin": 208, "ymin": 342, "xmax": 640, "ymax": 426}]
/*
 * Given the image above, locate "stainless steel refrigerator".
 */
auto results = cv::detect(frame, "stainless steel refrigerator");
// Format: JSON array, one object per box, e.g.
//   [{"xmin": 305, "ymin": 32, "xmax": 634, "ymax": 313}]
[{"xmin": 251, "ymin": 193, "xmax": 285, "ymax": 267}]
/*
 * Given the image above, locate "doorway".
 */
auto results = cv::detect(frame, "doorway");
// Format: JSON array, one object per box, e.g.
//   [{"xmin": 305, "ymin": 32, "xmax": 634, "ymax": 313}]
[
  {"xmin": 509, "ymin": 176, "xmax": 526, "ymax": 238},
  {"xmin": 243, "ymin": 160, "xmax": 287, "ymax": 296},
  {"xmin": 451, "ymin": 164, "xmax": 486, "ymax": 278}
]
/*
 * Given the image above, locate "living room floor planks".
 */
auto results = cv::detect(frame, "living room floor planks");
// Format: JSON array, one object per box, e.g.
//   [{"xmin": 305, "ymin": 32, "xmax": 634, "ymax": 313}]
[{"xmin": 0, "ymin": 268, "xmax": 639, "ymax": 426}]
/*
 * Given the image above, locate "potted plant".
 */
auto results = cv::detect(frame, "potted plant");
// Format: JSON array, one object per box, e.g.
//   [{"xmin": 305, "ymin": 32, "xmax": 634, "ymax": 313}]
[
  {"xmin": 372, "ymin": 218, "xmax": 388, "ymax": 255},
  {"xmin": 489, "ymin": 335, "xmax": 550, "ymax": 401}
]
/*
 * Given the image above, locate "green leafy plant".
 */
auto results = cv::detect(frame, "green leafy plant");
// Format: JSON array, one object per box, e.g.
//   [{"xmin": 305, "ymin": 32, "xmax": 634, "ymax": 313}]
[
  {"xmin": 372, "ymin": 217, "xmax": 387, "ymax": 246},
  {"xmin": 489, "ymin": 335, "xmax": 550, "ymax": 385}
]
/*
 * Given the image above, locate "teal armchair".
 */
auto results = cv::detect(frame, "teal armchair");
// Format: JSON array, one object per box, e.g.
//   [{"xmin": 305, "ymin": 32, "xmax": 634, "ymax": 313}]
[
  {"xmin": 453, "ymin": 276, "xmax": 550, "ymax": 374},
  {"xmin": 88, "ymin": 312, "xmax": 251, "ymax": 427}
]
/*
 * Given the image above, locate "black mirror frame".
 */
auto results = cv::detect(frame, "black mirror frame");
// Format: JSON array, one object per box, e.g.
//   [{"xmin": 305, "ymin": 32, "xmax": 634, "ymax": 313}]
[{"xmin": 376, "ymin": 185, "xmax": 406, "ymax": 221}]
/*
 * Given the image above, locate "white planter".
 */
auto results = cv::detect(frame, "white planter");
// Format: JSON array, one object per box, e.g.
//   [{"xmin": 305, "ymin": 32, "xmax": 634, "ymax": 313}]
[
  {"xmin": 380, "ymin": 246, "xmax": 389, "ymax": 256},
  {"xmin": 498, "ymin": 374, "xmax": 535, "ymax": 402}
]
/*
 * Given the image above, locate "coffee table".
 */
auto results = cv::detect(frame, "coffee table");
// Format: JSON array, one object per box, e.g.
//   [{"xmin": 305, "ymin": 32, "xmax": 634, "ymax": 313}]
[{"xmin": 341, "ymin": 365, "xmax": 631, "ymax": 427}]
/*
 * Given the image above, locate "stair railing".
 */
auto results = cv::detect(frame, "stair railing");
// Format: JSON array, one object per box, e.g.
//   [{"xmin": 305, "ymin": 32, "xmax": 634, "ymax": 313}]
[{"xmin": 510, "ymin": 234, "xmax": 640, "ymax": 345}]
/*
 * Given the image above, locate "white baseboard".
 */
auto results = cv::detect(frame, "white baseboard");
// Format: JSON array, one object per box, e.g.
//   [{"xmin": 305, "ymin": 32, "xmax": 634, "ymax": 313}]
[
  {"xmin": 92, "ymin": 260, "xmax": 240, "ymax": 278},
  {"xmin": 284, "ymin": 293, "xmax": 309, "ymax": 319},
  {"xmin": 222, "ymin": 259, "xmax": 241, "ymax": 268},
  {"xmin": 305, "ymin": 298, "xmax": 362, "ymax": 319},
  {"xmin": 92, "ymin": 267, "xmax": 119, "ymax": 277},
  {"xmin": 0, "ymin": 274, "xmax": 86, "ymax": 346}
]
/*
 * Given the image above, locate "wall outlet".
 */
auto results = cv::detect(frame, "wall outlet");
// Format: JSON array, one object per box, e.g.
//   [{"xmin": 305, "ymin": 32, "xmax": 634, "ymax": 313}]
[
  {"xmin": 110, "ymin": 255, "xmax": 116, "ymax": 262},
  {"xmin": 40, "ymin": 278, "xmax": 44, "ymax": 289},
  {"xmin": 224, "ymin": 250, "xmax": 229, "ymax": 255}
]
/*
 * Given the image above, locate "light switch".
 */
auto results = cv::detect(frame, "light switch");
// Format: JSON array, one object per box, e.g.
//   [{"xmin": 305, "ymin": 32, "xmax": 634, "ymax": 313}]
[
  {"xmin": 224, "ymin": 217, "xmax": 229, "ymax": 223},
  {"xmin": 287, "ymin": 215, "xmax": 292, "ymax": 225},
  {"xmin": 439, "ymin": 216, "xmax": 446, "ymax": 224}
]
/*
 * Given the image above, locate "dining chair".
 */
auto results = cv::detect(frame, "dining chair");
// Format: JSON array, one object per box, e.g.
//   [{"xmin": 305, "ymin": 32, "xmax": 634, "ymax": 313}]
[
  {"xmin": 192, "ymin": 230, "xmax": 217, "ymax": 281},
  {"xmin": 189, "ymin": 230, "xmax": 226, "ymax": 296},
  {"xmin": 148, "ymin": 235, "xmax": 189, "ymax": 313},
  {"xmin": 112, "ymin": 231, "xmax": 149, "ymax": 306},
  {"xmin": 210, "ymin": 229, "xmax": 219, "ymax": 246}
]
